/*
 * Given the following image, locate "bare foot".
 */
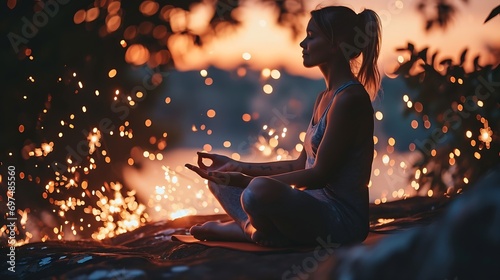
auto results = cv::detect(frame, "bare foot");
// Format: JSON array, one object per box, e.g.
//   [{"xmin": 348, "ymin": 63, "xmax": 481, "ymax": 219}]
[
  {"xmin": 190, "ymin": 221, "xmax": 251, "ymax": 242},
  {"xmin": 243, "ymin": 221, "xmax": 292, "ymax": 247}
]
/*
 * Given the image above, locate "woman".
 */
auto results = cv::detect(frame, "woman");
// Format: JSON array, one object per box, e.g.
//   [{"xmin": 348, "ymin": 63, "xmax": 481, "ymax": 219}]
[{"xmin": 185, "ymin": 5, "xmax": 381, "ymax": 246}]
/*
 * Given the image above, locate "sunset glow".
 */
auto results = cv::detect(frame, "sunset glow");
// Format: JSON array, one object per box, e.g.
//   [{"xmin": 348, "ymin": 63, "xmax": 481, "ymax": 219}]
[{"xmin": 166, "ymin": 0, "xmax": 500, "ymax": 78}]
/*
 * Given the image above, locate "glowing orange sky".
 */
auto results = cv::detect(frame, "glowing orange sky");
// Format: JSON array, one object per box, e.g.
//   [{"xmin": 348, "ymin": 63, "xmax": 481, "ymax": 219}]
[{"xmin": 168, "ymin": 0, "xmax": 500, "ymax": 78}]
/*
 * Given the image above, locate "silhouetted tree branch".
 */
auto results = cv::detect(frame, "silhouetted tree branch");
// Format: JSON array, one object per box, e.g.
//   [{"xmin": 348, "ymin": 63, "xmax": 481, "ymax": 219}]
[{"xmin": 416, "ymin": 0, "xmax": 469, "ymax": 31}]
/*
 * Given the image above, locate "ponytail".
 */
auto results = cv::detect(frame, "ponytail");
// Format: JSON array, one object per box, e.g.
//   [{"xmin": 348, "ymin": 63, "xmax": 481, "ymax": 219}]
[{"xmin": 357, "ymin": 9, "xmax": 382, "ymax": 100}]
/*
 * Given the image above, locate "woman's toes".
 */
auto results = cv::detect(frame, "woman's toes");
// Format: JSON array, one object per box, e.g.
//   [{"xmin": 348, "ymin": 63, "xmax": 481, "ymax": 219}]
[
  {"xmin": 189, "ymin": 224, "xmax": 202, "ymax": 234},
  {"xmin": 189, "ymin": 222, "xmax": 213, "ymax": 238},
  {"xmin": 188, "ymin": 221, "xmax": 249, "ymax": 242}
]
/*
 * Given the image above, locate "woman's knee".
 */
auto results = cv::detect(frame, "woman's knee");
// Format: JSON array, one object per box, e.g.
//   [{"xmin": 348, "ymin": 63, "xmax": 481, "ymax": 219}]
[{"xmin": 241, "ymin": 177, "xmax": 288, "ymax": 212}]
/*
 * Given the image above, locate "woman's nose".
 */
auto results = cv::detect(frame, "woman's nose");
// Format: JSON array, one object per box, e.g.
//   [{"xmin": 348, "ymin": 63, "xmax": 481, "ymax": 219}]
[{"xmin": 299, "ymin": 38, "xmax": 306, "ymax": 49}]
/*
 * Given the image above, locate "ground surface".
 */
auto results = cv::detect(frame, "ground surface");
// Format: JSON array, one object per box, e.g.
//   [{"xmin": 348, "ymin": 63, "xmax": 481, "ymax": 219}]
[
  {"xmin": 1, "ymin": 196, "xmax": 449, "ymax": 280},
  {"xmin": 3, "ymin": 168, "xmax": 500, "ymax": 279}
]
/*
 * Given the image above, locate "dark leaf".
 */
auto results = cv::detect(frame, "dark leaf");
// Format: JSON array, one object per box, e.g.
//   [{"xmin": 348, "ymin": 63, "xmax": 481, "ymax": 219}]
[
  {"xmin": 394, "ymin": 61, "xmax": 413, "ymax": 75},
  {"xmin": 431, "ymin": 51, "xmax": 439, "ymax": 66},
  {"xmin": 459, "ymin": 49, "xmax": 468, "ymax": 66},
  {"xmin": 423, "ymin": 64, "xmax": 437, "ymax": 72},
  {"xmin": 408, "ymin": 42, "xmax": 415, "ymax": 52},
  {"xmin": 473, "ymin": 55, "xmax": 481, "ymax": 69},
  {"xmin": 436, "ymin": 2, "xmax": 455, "ymax": 28},
  {"xmin": 484, "ymin": 5, "xmax": 500, "ymax": 23},
  {"xmin": 418, "ymin": 47, "xmax": 429, "ymax": 62},
  {"xmin": 440, "ymin": 58, "xmax": 453, "ymax": 65}
]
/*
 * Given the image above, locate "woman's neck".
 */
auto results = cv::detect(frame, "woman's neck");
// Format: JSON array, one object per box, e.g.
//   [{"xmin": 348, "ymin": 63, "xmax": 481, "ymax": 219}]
[{"xmin": 319, "ymin": 59, "xmax": 356, "ymax": 92}]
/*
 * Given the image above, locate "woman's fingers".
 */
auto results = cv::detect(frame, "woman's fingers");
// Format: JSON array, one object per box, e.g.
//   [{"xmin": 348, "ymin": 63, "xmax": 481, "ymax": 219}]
[
  {"xmin": 197, "ymin": 153, "xmax": 209, "ymax": 170},
  {"xmin": 197, "ymin": 151, "xmax": 215, "ymax": 158},
  {"xmin": 185, "ymin": 164, "xmax": 211, "ymax": 180},
  {"xmin": 185, "ymin": 164, "xmax": 224, "ymax": 184},
  {"xmin": 196, "ymin": 152, "xmax": 218, "ymax": 170}
]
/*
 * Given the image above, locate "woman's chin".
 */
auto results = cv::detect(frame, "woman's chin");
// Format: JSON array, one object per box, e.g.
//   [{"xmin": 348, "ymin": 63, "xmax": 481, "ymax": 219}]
[
  {"xmin": 302, "ymin": 62, "xmax": 315, "ymax": 68},
  {"xmin": 301, "ymin": 57, "xmax": 316, "ymax": 68}
]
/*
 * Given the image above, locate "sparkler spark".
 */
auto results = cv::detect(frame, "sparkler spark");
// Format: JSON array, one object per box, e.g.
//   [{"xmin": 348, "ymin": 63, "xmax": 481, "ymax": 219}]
[
  {"xmin": 479, "ymin": 123, "xmax": 493, "ymax": 149},
  {"xmin": 87, "ymin": 129, "xmax": 102, "ymax": 155}
]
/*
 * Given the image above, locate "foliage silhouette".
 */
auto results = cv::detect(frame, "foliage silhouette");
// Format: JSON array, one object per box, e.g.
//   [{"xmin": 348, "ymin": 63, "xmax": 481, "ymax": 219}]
[{"xmin": 394, "ymin": 5, "xmax": 499, "ymax": 195}]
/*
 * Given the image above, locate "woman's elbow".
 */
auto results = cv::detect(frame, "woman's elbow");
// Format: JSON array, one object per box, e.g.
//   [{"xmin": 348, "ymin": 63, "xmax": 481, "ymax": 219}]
[
  {"xmin": 308, "ymin": 166, "xmax": 331, "ymax": 188},
  {"xmin": 292, "ymin": 153, "xmax": 307, "ymax": 171}
]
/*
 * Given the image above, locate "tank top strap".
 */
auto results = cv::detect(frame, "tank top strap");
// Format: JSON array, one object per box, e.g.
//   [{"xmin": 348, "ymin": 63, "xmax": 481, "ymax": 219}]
[
  {"xmin": 333, "ymin": 80, "xmax": 361, "ymax": 97},
  {"xmin": 322, "ymin": 80, "xmax": 362, "ymax": 118}
]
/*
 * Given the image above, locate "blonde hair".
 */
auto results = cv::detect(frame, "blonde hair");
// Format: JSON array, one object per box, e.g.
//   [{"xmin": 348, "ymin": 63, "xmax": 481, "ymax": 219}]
[{"xmin": 311, "ymin": 6, "xmax": 382, "ymax": 99}]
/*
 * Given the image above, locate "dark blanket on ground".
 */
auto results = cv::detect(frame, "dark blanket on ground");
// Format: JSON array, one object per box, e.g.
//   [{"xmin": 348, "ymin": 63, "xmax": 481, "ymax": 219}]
[{"xmin": 1, "ymin": 178, "xmax": 499, "ymax": 280}]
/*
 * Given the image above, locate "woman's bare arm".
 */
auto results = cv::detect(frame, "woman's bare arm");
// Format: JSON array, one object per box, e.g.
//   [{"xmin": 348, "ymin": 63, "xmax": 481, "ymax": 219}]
[
  {"xmin": 236, "ymin": 150, "xmax": 307, "ymax": 176},
  {"xmin": 196, "ymin": 150, "xmax": 307, "ymax": 176}
]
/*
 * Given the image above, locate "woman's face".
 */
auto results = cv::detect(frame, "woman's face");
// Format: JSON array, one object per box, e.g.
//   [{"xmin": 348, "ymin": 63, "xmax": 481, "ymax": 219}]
[{"xmin": 299, "ymin": 18, "xmax": 334, "ymax": 68}]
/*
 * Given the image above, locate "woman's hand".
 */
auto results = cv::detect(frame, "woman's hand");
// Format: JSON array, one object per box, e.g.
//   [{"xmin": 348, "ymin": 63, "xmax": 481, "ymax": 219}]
[
  {"xmin": 196, "ymin": 152, "xmax": 241, "ymax": 172},
  {"xmin": 185, "ymin": 164, "xmax": 252, "ymax": 188}
]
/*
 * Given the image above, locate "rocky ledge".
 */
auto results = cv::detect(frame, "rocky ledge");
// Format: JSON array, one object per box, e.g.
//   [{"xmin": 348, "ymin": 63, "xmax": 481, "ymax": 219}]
[{"xmin": 1, "ymin": 177, "xmax": 499, "ymax": 280}]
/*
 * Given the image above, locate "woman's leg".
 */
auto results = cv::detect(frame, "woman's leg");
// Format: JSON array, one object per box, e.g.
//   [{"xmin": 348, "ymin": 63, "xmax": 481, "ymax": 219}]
[
  {"xmin": 206, "ymin": 182, "xmax": 248, "ymax": 225},
  {"xmin": 241, "ymin": 177, "xmax": 333, "ymax": 245},
  {"xmin": 190, "ymin": 182, "xmax": 250, "ymax": 241},
  {"xmin": 191, "ymin": 177, "xmax": 334, "ymax": 246}
]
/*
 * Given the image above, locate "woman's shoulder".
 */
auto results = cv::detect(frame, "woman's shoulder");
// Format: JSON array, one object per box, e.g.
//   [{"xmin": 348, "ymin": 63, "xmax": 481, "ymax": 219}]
[{"xmin": 333, "ymin": 84, "xmax": 372, "ymax": 110}]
